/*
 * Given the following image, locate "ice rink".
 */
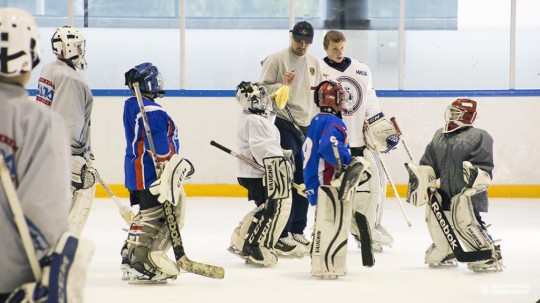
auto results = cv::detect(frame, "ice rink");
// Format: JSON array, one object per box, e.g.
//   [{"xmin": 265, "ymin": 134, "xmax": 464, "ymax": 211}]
[{"xmin": 82, "ymin": 197, "xmax": 539, "ymax": 303}]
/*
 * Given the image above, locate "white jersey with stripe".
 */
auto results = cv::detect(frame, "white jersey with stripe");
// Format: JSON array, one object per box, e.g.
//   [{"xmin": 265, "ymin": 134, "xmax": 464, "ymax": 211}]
[
  {"xmin": 36, "ymin": 59, "xmax": 94, "ymax": 157},
  {"xmin": 0, "ymin": 82, "xmax": 71, "ymax": 293},
  {"xmin": 320, "ymin": 57, "xmax": 382, "ymax": 148}
]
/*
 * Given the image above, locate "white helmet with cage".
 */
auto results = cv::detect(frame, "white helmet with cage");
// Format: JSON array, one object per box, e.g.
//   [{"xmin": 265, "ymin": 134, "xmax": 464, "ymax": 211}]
[
  {"xmin": 0, "ymin": 8, "xmax": 41, "ymax": 77},
  {"xmin": 235, "ymin": 81, "xmax": 272, "ymax": 116},
  {"xmin": 51, "ymin": 26, "xmax": 87, "ymax": 69}
]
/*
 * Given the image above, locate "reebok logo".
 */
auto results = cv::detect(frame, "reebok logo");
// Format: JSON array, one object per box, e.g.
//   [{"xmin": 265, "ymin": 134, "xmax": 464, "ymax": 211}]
[
  {"xmin": 164, "ymin": 202, "xmax": 182, "ymax": 247},
  {"xmin": 430, "ymin": 199, "xmax": 458, "ymax": 250}
]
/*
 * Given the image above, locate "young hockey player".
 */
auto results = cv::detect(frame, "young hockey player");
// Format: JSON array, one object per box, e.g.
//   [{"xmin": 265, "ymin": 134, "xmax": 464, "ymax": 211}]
[
  {"xmin": 320, "ymin": 30, "xmax": 400, "ymax": 253},
  {"xmin": 303, "ymin": 80, "xmax": 368, "ymax": 279},
  {"xmin": 405, "ymin": 98, "xmax": 503, "ymax": 272},
  {"xmin": 228, "ymin": 81, "xmax": 294, "ymax": 265},
  {"xmin": 0, "ymin": 8, "xmax": 93, "ymax": 302},
  {"xmin": 121, "ymin": 62, "xmax": 193, "ymax": 283},
  {"xmin": 35, "ymin": 25, "xmax": 97, "ymax": 236}
]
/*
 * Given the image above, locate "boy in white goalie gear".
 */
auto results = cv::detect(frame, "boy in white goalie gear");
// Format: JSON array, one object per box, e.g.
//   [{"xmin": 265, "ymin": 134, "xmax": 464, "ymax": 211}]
[
  {"xmin": 320, "ymin": 30, "xmax": 400, "ymax": 253},
  {"xmin": 303, "ymin": 80, "xmax": 368, "ymax": 279},
  {"xmin": 0, "ymin": 8, "xmax": 93, "ymax": 302},
  {"xmin": 35, "ymin": 25, "xmax": 96, "ymax": 236},
  {"xmin": 229, "ymin": 81, "xmax": 295, "ymax": 266},
  {"xmin": 121, "ymin": 62, "xmax": 192, "ymax": 283},
  {"xmin": 412, "ymin": 98, "xmax": 502, "ymax": 272}
]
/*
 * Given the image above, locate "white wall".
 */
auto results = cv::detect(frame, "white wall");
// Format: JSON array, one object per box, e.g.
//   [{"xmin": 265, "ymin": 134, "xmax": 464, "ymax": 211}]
[{"xmin": 90, "ymin": 95, "xmax": 540, "ymax": 186}]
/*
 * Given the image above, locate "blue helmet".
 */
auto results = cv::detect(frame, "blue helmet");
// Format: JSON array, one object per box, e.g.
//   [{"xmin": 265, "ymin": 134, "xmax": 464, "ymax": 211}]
[{"xmin": 125, "ymin": 62, "xmax": 165, "ymax": 98}]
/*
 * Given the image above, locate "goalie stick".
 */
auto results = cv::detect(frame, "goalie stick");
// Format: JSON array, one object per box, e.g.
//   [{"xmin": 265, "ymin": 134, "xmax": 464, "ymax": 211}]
[
  {"xmin": 0, "ymin": 154, "xmax": 42, "ymax": 280},
  {"xmin": 90, "ymin": 168, "xmax": 135, "ymax": 224},
  {"xmin": 284, "ymin": 104, "xmax": 306, "ymax": 141},
  {"xmin": 209, "ymin": 140, "xmax": 307, "ymax": 198},
  {"xmin": 363, "ymin": 121, "xmax": 412, "ymax": 227},
  {"xmin": 392, "ymin": 117, "xmax": 493, "ymax": 262},
  {"xmin": 133, "ymin": 83, "xmax": 224, "ymax": 279}
]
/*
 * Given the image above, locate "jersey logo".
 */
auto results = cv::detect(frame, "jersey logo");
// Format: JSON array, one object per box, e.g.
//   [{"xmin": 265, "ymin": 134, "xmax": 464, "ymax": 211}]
[
  {"xmin": 36, "ymin": 77, "xmax": 55, "ymax": 106},
  {"xmin": 336, "ymin": 76, "xmax": 363, "ymax": 116},
  {"xmin": 356, "ymin": 70, "xmax": 367, "ymax": 76},
  {"xmin": 310, "ymin": 67, "xmax": 315, "ymax": 76}
]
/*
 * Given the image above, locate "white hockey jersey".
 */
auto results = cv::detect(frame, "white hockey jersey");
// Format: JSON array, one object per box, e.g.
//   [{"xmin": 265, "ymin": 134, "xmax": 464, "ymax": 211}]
[
  {"xmin": 36, "ymin": 59, "xmax": 94, "ymax": 157},
  {"xmin": 320, "ymin": 57, "xmax": 382, "ymax": 148},
  {"xmin": 0, "ymin": 82, "xmax": 71, "ymax": 293},
  {"xmin": 236, "ymin": 111, "xmax": 283, "ymax": 178}
]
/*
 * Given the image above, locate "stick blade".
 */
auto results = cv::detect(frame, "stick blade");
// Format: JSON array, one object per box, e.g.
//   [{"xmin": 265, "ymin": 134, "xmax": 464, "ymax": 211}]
[{"xmin": 178, "ymin": 256, "xmax": 225, "ymax": 279}]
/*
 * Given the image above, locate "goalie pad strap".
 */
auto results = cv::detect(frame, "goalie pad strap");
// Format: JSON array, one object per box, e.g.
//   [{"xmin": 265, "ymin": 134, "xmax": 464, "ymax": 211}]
[
  {"xmin": 450, "ymin": 193, "xmax": 494, "ymax": 251},
  {"xmin": 311, "ymin": 186, "xmax": 352, "ymax": 277},
  {"xmin": 405, "ymin": 163, "xmax": 436, "ymax": 207},
  {"xmin": 263, "ymin": 156, "xmax": 292, "ymax": 200}
]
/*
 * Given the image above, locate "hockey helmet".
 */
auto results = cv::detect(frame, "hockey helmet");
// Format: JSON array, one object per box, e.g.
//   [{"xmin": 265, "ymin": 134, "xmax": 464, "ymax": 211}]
[
  {"xmin": 51, "ymin": 26, "xmax": 87, "ymax": 69},
  {"xmin": 443, "ymin": 98, "xmax": 478, "ymax": 133},
  {"xmin": 0, "ymin": 8, "xmax": 40, "ymax": 77},
  {"xmin": 125, "ymin": 62, "xmax": 165, "ymax": 98},
  {"xmin": 235, "ymin": 81, "xmax": 271, "ymax": 116},
  {"xmin": 313, "ymin": 80, "xmax": 347, "ymax": 113}
]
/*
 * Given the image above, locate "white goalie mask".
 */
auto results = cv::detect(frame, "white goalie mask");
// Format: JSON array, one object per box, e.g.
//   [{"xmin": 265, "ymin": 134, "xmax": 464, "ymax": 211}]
[
  {"xmin": 51, "ymin": 26, "xmax": 87, "ymax": 69},
  {"xmin": 235, "ymin": 81, "xmax": 272, "ymax": 116},
  {"xmin": 0, "ymin": 8, "xmax": 41, "ymax": 77}
]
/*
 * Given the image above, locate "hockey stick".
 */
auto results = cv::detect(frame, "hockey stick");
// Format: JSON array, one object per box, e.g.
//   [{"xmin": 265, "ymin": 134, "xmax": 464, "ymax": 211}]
[
  {"xmin": 0, "ymin": 155, "xmax": 42, "ymax": 280},
  {"xmin": 90, "ymin": 168, "xmax": 134, "ymax": 224},
  {"xmin": 363, "ymin": 122, "xmax": 412, "ymax": 227},
  {"xmin": 133, "ymin": 83, "xmax": 224, "ymax": 279},
  {"xmin": 427, "ymin": 190, "xmax": 493, "ymax": 262},
  {"xmin": 209, "ymin": 140, "xmax": 307, "ymax": 198},
  {"xmin": 284, "ymin": 104, "xmax": 306, "ymax": 141},
  {"xmin": 389, "ymin": 117, "xmax": 417, "ymax": 163}
]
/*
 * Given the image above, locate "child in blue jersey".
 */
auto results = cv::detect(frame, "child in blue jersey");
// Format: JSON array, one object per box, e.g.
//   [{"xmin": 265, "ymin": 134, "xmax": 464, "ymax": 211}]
[
  {"xmin": 120, "ymin": 62, "xmax": 183, "ymax": 283},
  {"xmin": 302, "ymin": 80, "xmax": 351, "ymax": 205}
]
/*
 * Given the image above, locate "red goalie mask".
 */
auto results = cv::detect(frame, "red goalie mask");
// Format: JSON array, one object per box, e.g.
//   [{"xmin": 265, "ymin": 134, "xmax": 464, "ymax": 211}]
[
  {"xmin": 443, "ymin": 98, "xmax": 477, "ymax": 133},
  {"xmin": 314, "ymin": 80, "xmax": 347, "ymax": 113}
]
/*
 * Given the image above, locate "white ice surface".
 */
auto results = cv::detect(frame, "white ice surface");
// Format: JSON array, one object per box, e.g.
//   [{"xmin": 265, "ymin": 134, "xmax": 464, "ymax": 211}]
[{"xmin": 82, "ymin": 197, "xmax": 540, "ymax": 303}]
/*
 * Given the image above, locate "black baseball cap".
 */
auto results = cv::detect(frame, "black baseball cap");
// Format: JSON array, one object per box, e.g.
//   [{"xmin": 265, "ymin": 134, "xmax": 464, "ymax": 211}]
[{"xmin": 290, "ymin": 21, "xmax": 314, "ymax": 44}]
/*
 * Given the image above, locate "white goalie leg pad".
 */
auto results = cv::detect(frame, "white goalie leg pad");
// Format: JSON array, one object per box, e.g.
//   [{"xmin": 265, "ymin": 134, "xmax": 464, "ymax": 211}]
[
  {"xmin": 351, "ymin": 151, "xmax": 392, "ymax": 249},
  {"xmin": 424, "ymin": 192, "xmax": 454, "ymax": 264},
  {"xmin": 263, "ymin": 156, "xmax": 292, "ymax": 200},
  {"xmin": 230, "ymin": 203, "xmax": 265, "ymax": 253},
  {"xmin": 451, "ymin": 193, "xmax": 495, "ymax": 252},
  {"xmin": 311, "ymin": 186, "xmax": 353, "ymax": 279},
  {"xmin": 68, "ymin": 184, "xmax": 96, "ymax": 236},
  {"xmin": 405, "ymin": 163, "xmax": 437, "ymax": 207},
  {"xmin": 150, "ymin": 154, "xmax": 194, "ymax": 205}
]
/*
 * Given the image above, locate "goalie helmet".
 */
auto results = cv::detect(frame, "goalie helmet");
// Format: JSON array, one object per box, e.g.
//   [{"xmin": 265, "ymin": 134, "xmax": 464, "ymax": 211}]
[
  {"xmin": 313, "ymin": 80, "xmax": 347, "ymax": 115},
  {"xmin": 51, "ymin": 26, "xmax": 87, "ymax": 69},
  {"xmin": 235, "ymin": 81, "xmax": 271, "ymax": 116},
  {"xmin": 125, "ymin": 62, "xmax": 165, "ymax": 98},
  {"xmin": 0, "ymin": 8, "xmax": 40, "ymax": 77},
  {"xmin": 443, "ymin": 98, "xmax": 477, "ymax": 133}
]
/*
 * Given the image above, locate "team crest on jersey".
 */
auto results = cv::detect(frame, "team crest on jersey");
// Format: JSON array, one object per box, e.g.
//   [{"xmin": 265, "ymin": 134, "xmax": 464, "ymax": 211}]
[
  {"xmin": 310, "ymin": 67, "xmax": 315, "ymax": 76},
  {"xmin": 336, "ymin": 76, "xmax": 363, "ymax": 116},
  {"xmin": 36, "ymin": 77, "xmax": 55, "ymax": 106}
]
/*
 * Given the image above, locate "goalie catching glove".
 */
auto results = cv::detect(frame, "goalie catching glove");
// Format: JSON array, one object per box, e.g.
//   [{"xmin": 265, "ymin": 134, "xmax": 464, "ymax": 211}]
[
  {"xmin": 366, "ymin": 112, "xmax": 400, "ymax": 153},
  {"xmin": 71, "ymin": 155, "xmax": 97, "ymax": 193},
  {"xmin": 150, "ymin": 154, "xmax": 194, "ymax": 205}
]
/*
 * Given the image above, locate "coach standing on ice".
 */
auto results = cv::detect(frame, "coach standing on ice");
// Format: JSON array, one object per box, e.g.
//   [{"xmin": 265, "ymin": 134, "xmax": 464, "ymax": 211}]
[
  {"xmin": 35, "ymin": 26, "xmax": 96, "ymax": 236},
  {"xmin": 260, "ymin": 21, "xmax": 323, "ymax": 256}
]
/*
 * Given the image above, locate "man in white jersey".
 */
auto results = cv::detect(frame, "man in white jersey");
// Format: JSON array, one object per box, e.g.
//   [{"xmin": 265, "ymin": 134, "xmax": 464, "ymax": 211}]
[
  {"xmin": 260, "ymin": 21, "xmax": 323, "ymax": 256},
  {"xmin": 0, "ymin": 8, "xmax": 90, "ymax": 301},
  {"xmin": 35, "ymin": 26, "xmax": 96, "ymax": 236},
  {"xmin": 320, "ymin": 30, "xmax": 400, "ymax": 252}
]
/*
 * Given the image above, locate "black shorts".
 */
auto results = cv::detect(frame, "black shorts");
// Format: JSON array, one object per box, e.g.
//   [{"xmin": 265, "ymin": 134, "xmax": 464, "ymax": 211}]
[{"xmin": 237, "ymin": 177, "xmax": 266, "ymax": 206}]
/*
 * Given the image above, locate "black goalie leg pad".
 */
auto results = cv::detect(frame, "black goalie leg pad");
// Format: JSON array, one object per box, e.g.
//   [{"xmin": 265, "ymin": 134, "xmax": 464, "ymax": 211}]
[{"xmin": 354, "ymin": 212, "xmax": 375, "ymax": 267}]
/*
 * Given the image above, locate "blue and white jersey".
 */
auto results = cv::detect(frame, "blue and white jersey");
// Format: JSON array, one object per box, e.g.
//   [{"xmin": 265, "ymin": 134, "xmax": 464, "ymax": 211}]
[
  {"xmin": 302, "ymin": 113, "xmax": 351, "ymax": 206},
  {"xmin": 123, "ymin": 96, "xmax": 179, "ymax": 190}
]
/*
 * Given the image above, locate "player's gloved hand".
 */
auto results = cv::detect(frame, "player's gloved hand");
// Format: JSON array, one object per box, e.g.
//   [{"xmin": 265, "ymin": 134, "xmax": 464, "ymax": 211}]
[
  {"xmin": 71, "ymin": 155, "xmax": 97, "ymax": 193},
  {"xmin": 149, "ymin": 155, "xmax": 194, "ymax": 205},
  {"xmin": 382, "ymin": 134, "xmax": 400, "ymax": 154}
]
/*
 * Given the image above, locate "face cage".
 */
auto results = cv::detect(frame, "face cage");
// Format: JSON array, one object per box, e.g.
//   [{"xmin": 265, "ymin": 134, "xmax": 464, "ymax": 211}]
[{"xmin": 444, "ymin": 106, "xmax": 464, "ymax": 123}]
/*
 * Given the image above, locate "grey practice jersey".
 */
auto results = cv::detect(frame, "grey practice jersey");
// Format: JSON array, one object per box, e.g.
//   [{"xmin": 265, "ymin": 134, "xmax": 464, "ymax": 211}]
[
  {"xmin": 0, "ymin": 83, "xmax": 71, "ymax": 293},
  {"xmin": 36, "ymin": 59, "xmax": 94, "ymax": 157},
  {"xmin": 420, "ymin": 127, "xmax": 494, "ymax": 212}
]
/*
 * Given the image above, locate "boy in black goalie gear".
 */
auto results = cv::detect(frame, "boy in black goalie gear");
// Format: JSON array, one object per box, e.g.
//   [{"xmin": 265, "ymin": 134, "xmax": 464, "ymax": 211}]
[
  {"xmin": 228, "ymin": 81, "xmax": 295, "ymax": 266},
  {"xmin": 302, "ymin": 80, "xmax": 369, "ymax": 279},
  {"xmin": 406, "ymin": 98, "xmax": 503, "ymax": 272},
  {"xmin": 120, "ymin": 62, "xmax": 193, "ymax": 283}
]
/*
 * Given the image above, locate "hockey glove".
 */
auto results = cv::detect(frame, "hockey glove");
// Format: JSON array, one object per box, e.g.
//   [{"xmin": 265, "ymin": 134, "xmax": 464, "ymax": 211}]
[
  {"xmin": 149, "ymin": 155, "xmax": 194, "ymax": 205},
  {"xmin": 71, "ymin": 156, "xmax": 97, "ymax": 193}
]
